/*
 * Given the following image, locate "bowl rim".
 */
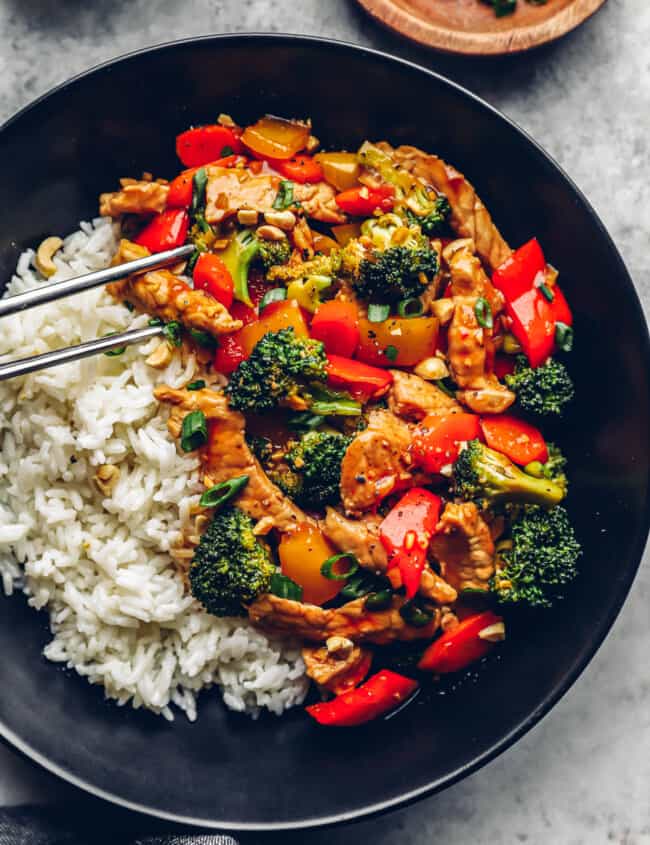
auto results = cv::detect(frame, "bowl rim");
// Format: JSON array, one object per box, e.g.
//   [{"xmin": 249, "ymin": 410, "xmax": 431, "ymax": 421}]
[{"xmin": 0, "ymin": 31, "xmax": 648, "ymax": 832}]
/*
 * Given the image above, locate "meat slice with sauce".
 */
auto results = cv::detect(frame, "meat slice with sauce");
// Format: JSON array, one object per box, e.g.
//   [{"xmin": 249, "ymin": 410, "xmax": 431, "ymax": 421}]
[
  {"xmin": 430, "ymin": 501, "xmax": 495, "ymax": 593},
  {"xmin": 388, "ymin": 369, "xmax": 461, "ymax": 421},
  {"xmin": 99, "ymin": 178, "xmax": 169, "ymax": 218},
  {"xmin": 339, "ymin": 409, "xmax": 417, "ymax": 515},
  {"xmin": 302, "ymin": 639, "xmax": 372, "ymax": 694},
  {"xmin": 249, "ymin": 593, "xmax": 440, "ymax": 645},
  {"xmin": 154, "ymin": 386, "xmax": 310, "ymax": 534}
]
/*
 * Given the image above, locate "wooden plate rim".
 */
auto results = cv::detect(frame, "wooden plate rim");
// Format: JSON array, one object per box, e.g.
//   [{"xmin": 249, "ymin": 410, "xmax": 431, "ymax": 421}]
[{"xmin": 356, "ymin": 0, "xmax": 609, "ymax": 55}]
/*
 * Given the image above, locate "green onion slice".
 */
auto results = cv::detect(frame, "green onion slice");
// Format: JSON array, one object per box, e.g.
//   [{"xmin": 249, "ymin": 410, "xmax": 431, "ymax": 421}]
[
  {"xmin": 190, "ymin": 167, "xmax": 208, "ymax": 217},
  {"xmin": 287, "ymin": 412, "xmax": 323, "ymax": 432},
  {"xmin": 220, "ymin": 145, "xmax": 234, "ymax": 157},
  {"xmin": 397, "ymin": 298, "xmax": 424, "ymax": 318},
  {"xmin": 186, "ymin": 248, "xmax": 202, "ymax": 276},
  {"xmin": 270, "ymin": 572, "xmax": 303, "ymax": 602},
  {"xmin": 474, "ymin": 297, "xmax": 493, "ymax": 330},
  {"xmin": 368, "ymin": 303, "xmax": 390, "ymax": 323},
  {"xmin": 273, "ymin": 180, "xmax": 295, "ymax": 210},
  {"xmin": 538, "ymin": 282, "xmax": 555, "ymax": 302},
  {"xmin": 399, "ymin": 601, "xmax": 433, "ymax": 628},
  {"xmin": 163, "ymin": 321, "xmax": 183, "ymax": 347},
  {"xmin": 384, "ymin": 344, "xmax": 398, "ymax": 362},
  {"xmin": 186, "ymin": 380, "xmax": 206, "ymax": 391},
  {"xmin": 148, "ymin": 317, "xmax": 164, "ymax": 327},
  {"xmin": 365, "ymin": 590, "xmax": 393, "ymax": 611},
  {"xmin": 180, "ymin": 410, "xmax": 208, "ymax": 452},
  {"xmin": 320, "ymin": 553, "xmax": 359, "ymax": 581},
  {"xmin": 259, "ymin": 288, "xmax": 286, "ymax": 311},
  {"xmin": 102, "ymin": 332, "xmax": 126, "ymax": 357},
  {"xmin": 188, "ymin": 328, "xmax": 217, "ymax": 349},
  {"xmin": 435, "ymin": 378, "xmax": 455, "ymax": 398},
  {"xmin": 199, "ymin": 475, "xmax": 249, "ymax": 509},
  {"xmin": 555, "ymin": 321, "xmax": 574, "ymax": 352}
]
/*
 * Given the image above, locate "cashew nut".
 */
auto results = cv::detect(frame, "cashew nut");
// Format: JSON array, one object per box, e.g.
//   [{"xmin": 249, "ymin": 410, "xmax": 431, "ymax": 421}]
[
  {"xmin": 326, "ymin": 636, "xmax": 354, "ymax": 659},
  {"xmin": 35, "ymin": 237, "xmax": 63, "ymax": 279},
  {"xmin": 93, "ymin": 464, "xmax": 120, "ymax": 496},
  {"xmin": 306, "ymin": 134, "xmax": 320, "ymax": 154},
  {"xmin": 414, "ymin": 356, "xmax": 449, "ymax": 381},
  {"xmin": 264, "ymin": 210, "xmax": 296, "ymax": 231},
  {"xmin": 237, "ymin": 208, "xmax": 259, "ymax": 226},
  {"xmin": 145, "ymin": 340, "xmax": 173, "ymax": 369},
  {"xmin": 431, "ymin": 297, "xmax": 455, "ymax": 325},
  {"xmin": 256, "ymin": 224, "xmax": 287, "ymax": 241}
]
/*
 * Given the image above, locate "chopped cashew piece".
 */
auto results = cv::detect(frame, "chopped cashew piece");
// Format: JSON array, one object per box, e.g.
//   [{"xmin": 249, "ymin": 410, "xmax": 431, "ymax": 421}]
[
  {"xmin": 35, "ymin": 236, "xmax": 64, "ymax": 278},
  {"xmin": 256, "ymin": 224, "xmax": 287, "ymax": 241},
  {"xmin": 326, "ymin": 636, "xmax": 354, "ymax": 659},
  {"xmin": 478, "ymin": 621, "xmax": 506, "ymax": 642},
  {"xmin": 145, "ymin": 341, "xmax": 173, "ymax": 369},
  {"xmin": 414, "ymin": 356, "xmax": 449, "ymax": 381},
  {"xmin": 264, "ymin": 210, "xmax": 296, "ymax": 230},
  {"xmin": 93, "ymin": 464, "xmax": 120, "ymax": 496}
]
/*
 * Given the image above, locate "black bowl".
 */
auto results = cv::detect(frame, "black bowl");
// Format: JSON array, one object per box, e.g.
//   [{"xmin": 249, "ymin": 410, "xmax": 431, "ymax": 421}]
[{"xmin": 0, "ymin": 34, "xmax": 647, "ymax": 831}]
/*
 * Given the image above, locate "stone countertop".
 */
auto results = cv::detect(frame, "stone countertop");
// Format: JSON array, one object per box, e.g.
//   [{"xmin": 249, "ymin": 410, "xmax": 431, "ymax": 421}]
[{"xmin": 0, "ymin": 1, "xmax": 648, "ymax": 842}]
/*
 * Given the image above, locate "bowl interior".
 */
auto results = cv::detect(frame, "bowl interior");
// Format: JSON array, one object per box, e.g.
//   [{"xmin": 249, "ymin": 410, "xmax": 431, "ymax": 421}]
[{"xmin": 0, "ymin": 35, "xmax": 647, "ymax": 829}]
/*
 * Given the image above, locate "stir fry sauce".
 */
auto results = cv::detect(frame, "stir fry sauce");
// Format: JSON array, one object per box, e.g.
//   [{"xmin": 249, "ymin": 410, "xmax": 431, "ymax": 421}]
[{"xmin": 102, "ymin": 113, "xmax": 579, "ymax": 726}]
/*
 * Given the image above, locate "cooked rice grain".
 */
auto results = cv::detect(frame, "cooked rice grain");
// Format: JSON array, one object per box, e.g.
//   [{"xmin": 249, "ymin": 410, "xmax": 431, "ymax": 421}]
[{"xmin": 0, "ymin": 218, "xmax": 307, "ymax": 720}]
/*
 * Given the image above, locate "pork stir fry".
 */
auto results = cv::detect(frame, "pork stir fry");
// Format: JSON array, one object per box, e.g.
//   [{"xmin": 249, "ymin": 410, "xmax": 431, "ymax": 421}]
[{"xmin": 103, "ymin": 113, "xmax": 580, "ymax": 727}]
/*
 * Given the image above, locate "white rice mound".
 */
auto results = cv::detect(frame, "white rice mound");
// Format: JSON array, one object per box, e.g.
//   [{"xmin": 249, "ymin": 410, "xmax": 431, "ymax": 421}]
[{"xmin": 0, "ymin": 217, "xmax": 308, "ymax": 721}]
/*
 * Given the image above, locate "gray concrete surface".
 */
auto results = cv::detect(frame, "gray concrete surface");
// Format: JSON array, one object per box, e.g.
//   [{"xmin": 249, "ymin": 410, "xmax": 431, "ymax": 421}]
[{"xmin": 0, "ymin": 0, "xmax": 648, "ymax": 842}]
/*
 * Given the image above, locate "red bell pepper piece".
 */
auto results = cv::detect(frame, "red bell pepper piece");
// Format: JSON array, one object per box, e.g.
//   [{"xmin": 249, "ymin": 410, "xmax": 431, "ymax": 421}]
[
  {"xmin": 493, "ymin": 354, "xmax": 516, "ymax": 380},
  {"xmin": 380, "ymin": 488, "xmax": 442, "ymax": 599},
  {"xmin": 335, "ymin": 184, "xmax": 394, "ymax": 216},
  {"xmin": 411, "ymin": 413, "xmax": 482, "ymax": 474},
  {"xmin": 134, "ymin": 209, "xmax": 189, "ymax": 254},
  {"xmin": 176, "ymin": 124, "xmax": 243, "ymax": 167},
  {"xmin": 192, "ymin": 253, "xmax": 234, "ymax": 309},
  {"xmin": 480, "ymin": 415, "xmax": 548, "ymax": 466},
  {"xmin": 492, "ymin": 238, "xmax": 546, "ymax": 302},
  {"xmin": 305, "ymin": 670, "xmax": 418, "ymax": 727},
  {"xmin": 507, "ymin": 287, "xmax": 555, "ymax": 368},
  {"xmin": 418, "ymin": 611, "xmax": 503, "ymax": 674},
  {"xmin": 214, "ymin": 334, "xmax": 247, "ymax": 375},
  {"xmin": 311, "ymin": 301, "xmax": 360, "ymax": 357},
  {"xmin": 267, "ymin": 154, "xmax": 323, "ymax": 184},
  {"xmin": 549, "ymin": 283, "xmax": 573, "ymax": 327},
  {"xmin": 325, "ymin": 354, "xmax": 393, "ymax": 400}
]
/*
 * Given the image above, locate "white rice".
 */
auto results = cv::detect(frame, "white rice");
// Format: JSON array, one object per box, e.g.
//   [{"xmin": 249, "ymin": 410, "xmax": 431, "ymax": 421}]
[{"xmin": 0, "ymin": 217, "xmax": 308, "ymax": 720}]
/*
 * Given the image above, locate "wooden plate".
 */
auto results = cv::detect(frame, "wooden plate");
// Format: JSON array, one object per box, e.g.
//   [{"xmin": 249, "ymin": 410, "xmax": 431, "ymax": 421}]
[{"xmin": 356, "ymin": 0, "xmax": 608, "ymax": 55}]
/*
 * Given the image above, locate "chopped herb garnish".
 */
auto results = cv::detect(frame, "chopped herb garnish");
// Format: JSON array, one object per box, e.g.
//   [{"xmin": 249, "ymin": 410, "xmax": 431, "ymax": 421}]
[
  {"xmin": 270, "ymin": 572, "xmax": 303, "ymax": 602},
  {"xmin": 163, "ymin": 321, "xmax": 183, "ymax": 346},
  {"xmin": 397, "ymin": 298, "xmax": 424, "ymax": 318},
  {"xmin": 186, "ymin": 380, "xmax": 206, "ymax": 391},
  {"xmin": 102, "ymin": 332, "xmax": 126, "ymax": 357},
  {"xmin": 474, "ymin": 297, "xmax": 493, "ymax": 330},
  {"xmin": 273, "ymin": 179, "xmax": 295, "ymax": 210},
  {"xmin": 368, "ymin": 303, "xmax": 390, "ymax": 323},
  {"xmin": 259, "ymin": 288, "xmax": 287, "ymax": 311},
  {"xmin": 180, "ymin": 410, "xmax": 208, "ymax": 452},
  {"xmin": 220, "ymin": 145, "xmax": 234, "ymax": 157},
  {"xmin": 320, "ymin": 553, "xmax": 360, "ymax": 581},
  {"xmin": 538, "ymin": 282, "xmax": 555, "ymax": 302},
  {"xmin": 186, "ymin": 248, "xmax": 202, "ymax": 276},
  {"xmin": 287, "ymin": 412, "xmax": 324, "ymax": 432},
  {"xmin": 190, "ymin": 167, "xmax": 208, "ymax": 217},
  {"xmin": 384, "ymin": 344, "xmax": 398, "ymax": 362},
  {"xmin": 199, "ymin": 475, "xmax": 249, "ymax": 509},
  {"xmin": 148, "ymin": 317, "xmax": 164, "ymax": 327}
]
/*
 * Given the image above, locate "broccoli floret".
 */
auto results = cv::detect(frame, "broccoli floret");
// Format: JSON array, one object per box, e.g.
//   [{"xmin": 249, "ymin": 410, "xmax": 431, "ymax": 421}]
[
  {"xmin": 491, "ymin": 505, "xmax": 581, "ymax": 608},
  {"xmin": 267, "ymin": 252, "xmax": 341, "ymax": 285},
  {"xmin": 354, "ymin": 244, "xmax": 439, "ymax": 304},
  {"xmin": 259, "ymin": 239, "xmax": 291, "ymax": 272},
  {"xmin": 220, "ymin": 229, "xmax": 261, "ymax": 306},
  {"xmin": 285, "ymin": 430, "xmax": 352, "ymax": 508},
  {"xmin": 506, "ymin": 356, "xmax": 575, "ymax": 417},
  {"xmin": 189, "ymin": 505, "xmax": 275, "ymax": 617},
  {"xmin": 405, "ymin": 194, "xmax": 451, "ymax": 236},
  {"xmin": 361, "ymin": 213, "xmax": 423, "ymax": 251},
  {"xmin": 524, "ymin": 443, "xmax": 568, "ymax": 496},
  {"xmin": 452, "ymin": 439, "xmax": 566, "ymax": 508},
  {"xmin": 226, "ymin": 327, "xmax": 327, "ymax": 413}
]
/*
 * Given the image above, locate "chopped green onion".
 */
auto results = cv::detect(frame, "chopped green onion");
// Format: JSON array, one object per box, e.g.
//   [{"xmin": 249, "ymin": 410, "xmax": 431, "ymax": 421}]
[
  {"xmin": 259, "ymin": 288, "xmax": 286, "ymax": 311},
  {"xmin": 435, "ymin": 378, "xmax": 455, "ymax": 398},
  {"xmin": 320, "ymin": 553, "xmax": 359, "ymax": 581},
  {"xmin": 397, "ymin": 298, "xmax": 424, "ymax": 318},
  {"xmin": 555, "ymin": 322, "xmax": 574, "ymax": 352},
  {"xmin": 186, "ymin": 380, "xmax": 206, "ymax": 391},
  {"xmin": 102, "ymin": 332, "xmax": 126, "ymax": 357},
  {"xmin": 190, "ymin": 167, "xmax": 208, "ymax": 217},
  {"xmin": 180, "ymin": 410, "xmax": 208, "ymax": 452},
  {"xmin": 287, "ymin": 412, "xmax": 323, "ymax": 432},
  {"xmin": 538, "ymin": 282, "xmax": 554, "ymax": 302},
  {"xmin": 311, "ymin": 398, "xmax": 362, "ymax": 416},
  {"xmin": 123, "ymin": 300, "xmax": 135, "ymax": 312},
  {"xmin": 199, "ymin": 475, "xmax": 249, "ymax": 509},
  {"xmin": 188, "ymin": 328, "xmax": 217, "ymax": 349},
  {"xmin": 220, "ymin": 145, "xmax": 234, "ymax": 157},
  {"xmin": 365, "ymin": 590, "xmax": 392, "ymax": 611},
  {"xmin": 368, "ymin": 303, "xmax": 390, "ymax": 323},
  {"xmin": 148, "ymin": 317, "xmax": 164, "ymax": 327},
  {"xmin": 399, "ymin": 601, "xmax": 433, "ymax": 628},
  {"xmin": 273, "ymin": 180, "xmax": 295, "ymax": 210},
  {"xmin": 270, "ymin": 572, "xmax": 303, "ymax": 602},
  {"xmin": 163, "ymin": 321, "xmax": 183, "ymax": 347},
  {"xmin": 384, "ymin": 345, "xmax": 398, "ymax": 362},
  {"xmin": 474, "ymin": 297, "xmax": 493, "ymax": 330},
  {"xmin": 186, "ymin": 248, "xmax": 202, "ymax": 276}
]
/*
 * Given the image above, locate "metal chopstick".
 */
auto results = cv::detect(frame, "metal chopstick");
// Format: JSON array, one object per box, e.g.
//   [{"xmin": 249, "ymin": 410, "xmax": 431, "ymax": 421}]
[
  {"xmin": 0, "ymin": 325, "xmax": 165, "ymax": 381},
  {"xmin": 0, "ymin": 244, "xmax": 194, "ymax": 318}
]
